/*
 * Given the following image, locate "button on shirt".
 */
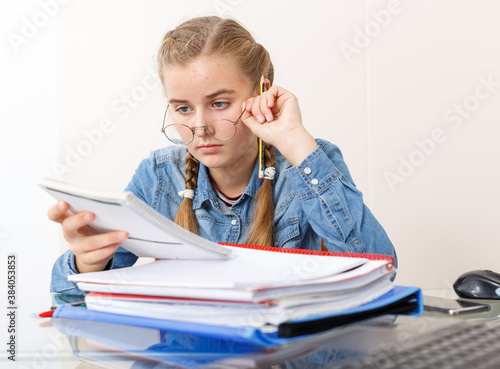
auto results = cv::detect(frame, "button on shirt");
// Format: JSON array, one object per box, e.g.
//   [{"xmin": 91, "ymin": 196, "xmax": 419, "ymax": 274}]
[{"xmin": 50, "ymin": 139, "xmax": 397, "ymax": 295}]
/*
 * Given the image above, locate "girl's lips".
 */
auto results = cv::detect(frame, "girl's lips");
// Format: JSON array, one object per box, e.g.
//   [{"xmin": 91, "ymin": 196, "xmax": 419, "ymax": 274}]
[{"xmin": 198, "ymin": 144, "xmax": 222, "ymax": 154}]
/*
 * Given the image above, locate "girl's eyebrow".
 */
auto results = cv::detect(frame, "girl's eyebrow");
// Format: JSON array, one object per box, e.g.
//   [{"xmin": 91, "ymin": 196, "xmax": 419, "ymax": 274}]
[
  {"xmin": 205, "ymin": 88, "xmax": 236, "ymax": 100},
  {"xmin": 168, "ymin": 89, "xmax": 236, "ymax": 105}
]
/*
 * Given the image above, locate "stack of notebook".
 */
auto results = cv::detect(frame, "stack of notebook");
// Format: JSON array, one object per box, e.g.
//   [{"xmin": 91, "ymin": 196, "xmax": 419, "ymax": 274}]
[
  {"xmin": 54, "ymin": 243, "xmax": 422, "ymax": 346},
  {"xmin": 40, "ymin": 178, "xmax": 422, "ymax": 347}
]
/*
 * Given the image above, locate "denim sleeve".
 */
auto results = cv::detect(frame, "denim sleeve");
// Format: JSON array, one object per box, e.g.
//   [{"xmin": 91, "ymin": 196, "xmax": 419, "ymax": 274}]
[
  {"xmin": 124, "ymin": 150, "xmax": 160, "ymax": 206},
  {"xmin": 50, "ymin": 250, "xmax": 85, "ymax": 295},
  {"xmin": 50, "ymin": 246, "xmax": 138, "ymax": 295},
  {"xmin": 284, "ymin": 141, "xmax": 397, "ymax": 265}
]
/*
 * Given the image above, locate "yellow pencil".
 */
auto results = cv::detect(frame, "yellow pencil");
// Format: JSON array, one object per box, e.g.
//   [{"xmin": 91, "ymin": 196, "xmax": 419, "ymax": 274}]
[{"xmin": 258, "ymin": 77, "xmax": 265, "ymax": 180}]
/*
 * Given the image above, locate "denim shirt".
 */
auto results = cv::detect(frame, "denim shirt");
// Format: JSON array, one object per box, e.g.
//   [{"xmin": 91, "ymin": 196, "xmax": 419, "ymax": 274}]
[{"xmin": 50, "ymin": 139, "xmax": 397, "ymax": 294}]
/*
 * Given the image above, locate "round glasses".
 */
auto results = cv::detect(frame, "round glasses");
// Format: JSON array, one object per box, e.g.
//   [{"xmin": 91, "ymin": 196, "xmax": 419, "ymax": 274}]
[{"xmin": 161, "ymin": 108, "xmax": 246, "ymax": 145}]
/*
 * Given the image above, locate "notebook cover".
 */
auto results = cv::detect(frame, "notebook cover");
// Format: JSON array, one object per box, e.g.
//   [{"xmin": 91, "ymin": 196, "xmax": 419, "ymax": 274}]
[
  {"xmin": 39, "ymin": 177, "xmax": 234, "ymax": 260},
  {"xmin": 220, "ymin": 242, "xmax": 395, "ymax": 270}
]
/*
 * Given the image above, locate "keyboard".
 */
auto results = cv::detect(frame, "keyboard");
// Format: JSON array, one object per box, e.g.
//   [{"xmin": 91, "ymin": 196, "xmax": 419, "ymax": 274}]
[{"xmin": 334, "ymin": 322, "xmax": 500, "ymax": 368}]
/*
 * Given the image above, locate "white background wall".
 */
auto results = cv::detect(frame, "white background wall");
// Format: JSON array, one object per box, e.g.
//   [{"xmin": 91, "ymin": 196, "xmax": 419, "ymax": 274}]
[{"xmin": 2, "ymin": 0, "xmax": 499, "ymax": 296}]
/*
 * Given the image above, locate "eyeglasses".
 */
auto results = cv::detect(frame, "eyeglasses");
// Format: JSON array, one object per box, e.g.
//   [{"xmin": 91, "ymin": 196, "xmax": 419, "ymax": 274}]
[{"xmin": 161, "ymin": 107, "xmax": 246, "ymax": 145}]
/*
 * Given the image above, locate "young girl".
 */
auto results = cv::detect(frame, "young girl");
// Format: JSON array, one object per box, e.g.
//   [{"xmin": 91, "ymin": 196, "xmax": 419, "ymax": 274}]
[{"xmin": 49, "ymin": 16, "xmax": 396, "ymax": 295}]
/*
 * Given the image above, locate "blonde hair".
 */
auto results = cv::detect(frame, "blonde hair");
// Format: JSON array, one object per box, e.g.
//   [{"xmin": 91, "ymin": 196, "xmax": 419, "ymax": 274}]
[{"xmin": 158, "ymin": 16, "xmax": 276, "ymax": 246}]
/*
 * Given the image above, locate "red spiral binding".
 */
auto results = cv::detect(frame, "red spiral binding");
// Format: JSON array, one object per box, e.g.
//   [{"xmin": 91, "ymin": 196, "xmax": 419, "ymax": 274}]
[{"xmin": 219, "ymin": 242, "xmax": 394, "ymax": 270}]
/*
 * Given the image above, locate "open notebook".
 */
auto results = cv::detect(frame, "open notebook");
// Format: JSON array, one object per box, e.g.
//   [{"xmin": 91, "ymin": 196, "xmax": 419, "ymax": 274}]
[
  {"xmin": 68, "ymin": 245, "xmax": 393, "ymax": 301},
  {"xmin": 39, "ymin": 177, "xmax": 234, "ymax": 260}
]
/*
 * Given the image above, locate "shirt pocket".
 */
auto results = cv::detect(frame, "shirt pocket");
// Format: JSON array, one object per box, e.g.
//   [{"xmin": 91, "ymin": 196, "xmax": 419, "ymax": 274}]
[
  {"xmin": 275, "ymin": 217, "xmax": 301, "ymax": 249},
  {"xmin": 345, "ymin": 240, "xmax": 365, "ymax": 254}
]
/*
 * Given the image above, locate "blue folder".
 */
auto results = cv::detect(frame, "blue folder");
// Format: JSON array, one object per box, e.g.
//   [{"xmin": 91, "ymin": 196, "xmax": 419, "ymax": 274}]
[{"xmin": 52, "ymin": 285, "xmax": 422, "ymax": 347}]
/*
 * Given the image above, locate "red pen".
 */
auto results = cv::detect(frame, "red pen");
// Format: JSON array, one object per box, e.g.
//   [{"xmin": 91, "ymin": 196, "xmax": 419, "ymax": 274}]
[{"xmin": 38, "ymin": 310, "xmax": 56, "ymax": 318}]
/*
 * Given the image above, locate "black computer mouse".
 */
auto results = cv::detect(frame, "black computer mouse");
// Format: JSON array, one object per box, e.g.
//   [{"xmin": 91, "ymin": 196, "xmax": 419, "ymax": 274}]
[{"xmin": 453, "ymin": 270, "xmax": 500, "ymax": 299}]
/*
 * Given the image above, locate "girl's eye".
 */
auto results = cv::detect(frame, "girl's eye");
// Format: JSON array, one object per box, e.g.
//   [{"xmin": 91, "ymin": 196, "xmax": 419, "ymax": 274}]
[
  {"xmin": 213, "ymin": 101, "xmax": 228, "ymax": 109},
  {"xmin": 175, "ymin": 106, "xmax": 191, "ymax": 114}
]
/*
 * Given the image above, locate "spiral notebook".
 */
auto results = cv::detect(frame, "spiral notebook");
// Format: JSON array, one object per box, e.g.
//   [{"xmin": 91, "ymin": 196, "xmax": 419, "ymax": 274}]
[
  {"xmin": 39, "ymin": 177, "xmax": 234, "ymax": 260},
  {"xmin": 68, "ymin": 244, "xmax": 391, "ymax": 300},
  {"xmin": 223, "ymin": 242, "xmax": 395, "ymax": 267}
]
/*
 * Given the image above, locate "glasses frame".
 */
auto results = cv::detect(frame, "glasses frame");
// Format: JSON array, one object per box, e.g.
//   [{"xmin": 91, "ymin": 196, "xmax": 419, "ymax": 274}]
[{"xmin": 161, "ymin": 106, "xmax": 246, "ymax": 145}]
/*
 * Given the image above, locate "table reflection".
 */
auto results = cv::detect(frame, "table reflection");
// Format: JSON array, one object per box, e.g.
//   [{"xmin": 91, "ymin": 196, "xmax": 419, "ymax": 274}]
[{"xmin": 52, "ymin": 309, "xmax": 400, "ymax": 368}]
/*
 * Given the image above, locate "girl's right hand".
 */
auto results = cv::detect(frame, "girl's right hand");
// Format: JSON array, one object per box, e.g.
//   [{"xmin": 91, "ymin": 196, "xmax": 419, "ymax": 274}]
[
  {"xmin": 47, "ymin": 201, "xmax": 129, "ymax": 273},
  {"xmin": 242, "ymin": 85, "xmax": 317, "ymax": 166}
]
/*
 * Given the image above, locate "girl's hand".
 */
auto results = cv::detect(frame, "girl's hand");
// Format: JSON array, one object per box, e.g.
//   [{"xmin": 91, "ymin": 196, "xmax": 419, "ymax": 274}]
[
  {"xmin": 47, "ymin": 201, "xmax": 128, "ymax": 273},
  {"xmin": 241, "ymin": 85, "xmax": 317, "ymax": 166}
]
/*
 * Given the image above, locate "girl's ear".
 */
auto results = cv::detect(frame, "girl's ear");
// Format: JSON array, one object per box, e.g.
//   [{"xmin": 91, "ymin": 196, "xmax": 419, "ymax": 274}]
[
  {"xmin": 264, "ymin": 78, "xmax": 271, "ymax": 91},
  {"xmin": 260, "ymin": 75, "xmax": 271, "ymax": 91}
]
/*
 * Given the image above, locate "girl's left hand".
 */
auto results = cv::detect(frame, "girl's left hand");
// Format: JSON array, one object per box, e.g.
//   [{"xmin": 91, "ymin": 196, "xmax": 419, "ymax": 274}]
[{"xmin": 241, "ymin": 85, "xmax": 317, "ymax": 166}]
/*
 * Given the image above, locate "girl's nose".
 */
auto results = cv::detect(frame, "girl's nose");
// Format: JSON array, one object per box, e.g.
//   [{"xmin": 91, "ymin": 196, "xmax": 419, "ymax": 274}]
[
  {"xmin": 192, "ymin": 111, "xmax": 210, "ymax": 137},
  {"xmin": 193, "ymin": 125, "xmax": 208, "ymax": 137}
]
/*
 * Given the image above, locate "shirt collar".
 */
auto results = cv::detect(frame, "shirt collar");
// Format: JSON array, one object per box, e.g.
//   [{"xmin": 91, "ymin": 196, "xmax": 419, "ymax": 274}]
[{"xmin": 192, "ymin": 159, "xmax": 263, "ymax": 210}]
